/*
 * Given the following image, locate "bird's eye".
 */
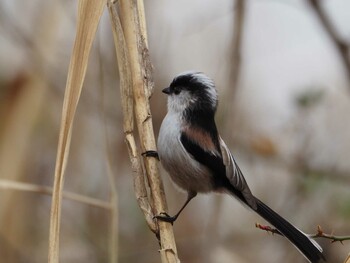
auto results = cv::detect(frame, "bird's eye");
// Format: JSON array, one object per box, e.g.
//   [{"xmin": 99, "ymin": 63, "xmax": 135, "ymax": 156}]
[{"xmin": 173, "ymin": 86, "xmax": 181, "ymax": 95}]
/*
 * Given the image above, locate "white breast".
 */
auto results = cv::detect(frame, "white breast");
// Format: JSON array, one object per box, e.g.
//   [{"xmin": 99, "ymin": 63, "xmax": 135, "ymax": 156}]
[{"xmin": 157, "ymin": 112, "xmax": 214, "ymax": 193}]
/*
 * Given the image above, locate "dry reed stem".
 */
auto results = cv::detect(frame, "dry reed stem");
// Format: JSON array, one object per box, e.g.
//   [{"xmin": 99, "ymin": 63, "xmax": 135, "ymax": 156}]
[
  {"xmin": 116, "ymin": 0, "xmax": 179, "ymax": 261},
  {"xmin": 48, "ymin": 1, "xmax": 105, "ymax": 262},
  {"xmin": 0, "ymin": 179, "xmax": 112, "ymax": 209},
  {"xmin": 136, "ymin": 0, "xmax": 148, "ymax": 46},
  {"xmin": 344, "ymin": 254, "xmax": 350, "ymax": 263},
  {"xmin": 107, "ymin": 2, "xmax": 156, "ymax": 233}
]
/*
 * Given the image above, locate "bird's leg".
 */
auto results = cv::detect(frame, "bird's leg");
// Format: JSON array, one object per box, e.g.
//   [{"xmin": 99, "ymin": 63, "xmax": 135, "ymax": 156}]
[
  {"xmin": 155, "ymin": 191, "xmax": 197, "ymax": 224},
  {"xmin": 142, "ymin": 150, "xmax": 159, "ymax": 160}
]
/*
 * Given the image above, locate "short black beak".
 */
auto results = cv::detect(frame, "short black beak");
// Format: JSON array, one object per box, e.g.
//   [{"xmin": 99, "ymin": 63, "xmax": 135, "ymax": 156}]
[{"xmin": 162, "ymin": 87, "xmax": 171, "ymax": 94}]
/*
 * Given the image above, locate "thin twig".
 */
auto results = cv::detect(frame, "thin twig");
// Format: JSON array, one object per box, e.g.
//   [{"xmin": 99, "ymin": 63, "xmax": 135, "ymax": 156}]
[
  {"xmin": 311, "ymin": 225, "xmax": 350, "ymax": 244},
  {"xmin": 256, "ymin": 223, "xmax": 350, "ymax": 243},
  {"xmin": 255, "ymin": 223, "xmax": 282, "ymax": 235}
]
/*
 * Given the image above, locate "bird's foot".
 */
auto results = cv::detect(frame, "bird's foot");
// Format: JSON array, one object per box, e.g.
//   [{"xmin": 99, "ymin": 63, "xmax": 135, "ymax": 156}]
[
  {"xmin": 154, "ymin": 212, "xmax": 177, "ymax": 225},
  {"xmin": 142, "ymin": 150, "xmax": 159, "ymax": 160}
]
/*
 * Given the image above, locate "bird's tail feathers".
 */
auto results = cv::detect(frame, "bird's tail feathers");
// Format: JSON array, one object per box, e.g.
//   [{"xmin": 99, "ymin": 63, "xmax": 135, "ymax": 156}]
[{"xmin": 254, "ymin": 197, "xmax": 325, "ymax": 263}]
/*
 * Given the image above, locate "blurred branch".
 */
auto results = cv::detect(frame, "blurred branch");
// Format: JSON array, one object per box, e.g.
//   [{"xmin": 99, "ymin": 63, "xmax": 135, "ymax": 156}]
[
  {"xmin": 0, "ymin": 4, "xmax": 38, "ymax": 55},
  {"xmin": 256, "ymin": 223, "xmax": 350, "ymax": 243},
  {"xmin": 220, "ymin": 0, "xmax": 245, "ymax": 124},
  {"xmin": 0, "ymin": 2, "xmax": 63, "ymax": 77},
  {"xmin": 307, "ymin": 0, "xmax": 350, "ymax": 86},
  {"xmin": 230, "ymin": 0, "xmax": 245, "ymax": 98},
  {"xmin": 0, "ymin": 179, "xmax": 112, "ymax": 209}
]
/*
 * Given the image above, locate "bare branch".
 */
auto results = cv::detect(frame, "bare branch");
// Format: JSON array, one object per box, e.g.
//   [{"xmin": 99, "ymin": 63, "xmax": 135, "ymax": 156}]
[
  {"xmin": 307, "ymin": 0, "xmax": 350, "ymax": 86},
  {"xmin": 311, "ymin": 225, "xmax": 350, "ymax": 244},
  {"xmin": 256, "ymin": 223, "xmax": 350, "ymax": 243},
  {"xmin": 255, "ymin": 223, "xmax": 282, "ymax": 235}
]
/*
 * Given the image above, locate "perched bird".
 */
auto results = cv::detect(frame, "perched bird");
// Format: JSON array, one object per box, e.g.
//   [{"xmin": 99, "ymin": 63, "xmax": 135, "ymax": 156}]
[{"xmin": 155, "ymin": 71, "xmax": 325, "ymax": 262}]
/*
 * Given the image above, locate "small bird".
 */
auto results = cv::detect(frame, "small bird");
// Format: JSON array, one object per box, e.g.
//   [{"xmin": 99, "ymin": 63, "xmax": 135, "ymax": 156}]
[{"xmin": 155, "ymin": 71, "xmax": 325, "ymax": 263}]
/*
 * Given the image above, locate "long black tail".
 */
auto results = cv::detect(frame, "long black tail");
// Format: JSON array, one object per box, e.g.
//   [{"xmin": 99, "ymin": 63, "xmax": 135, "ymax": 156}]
[{"xmin": 254, "ymin": 197, "xmax": 325, "ymax": 262}]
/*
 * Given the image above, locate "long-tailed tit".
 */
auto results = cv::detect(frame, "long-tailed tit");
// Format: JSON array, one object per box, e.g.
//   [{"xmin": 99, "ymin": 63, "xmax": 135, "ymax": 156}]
[{"xmin": 153, "ymin": 71, "xmax": 325, "ymax": 262}]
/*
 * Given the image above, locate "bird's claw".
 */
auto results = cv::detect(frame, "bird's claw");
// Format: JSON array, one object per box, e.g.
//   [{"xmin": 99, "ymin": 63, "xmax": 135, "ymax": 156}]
[
  {"xmin": 154, "ymin": 212, "xmax": 177, "ymax": 224},
  {"xmin": 142, "ymin": 150, "xmax": 160, "ymax": 160}
]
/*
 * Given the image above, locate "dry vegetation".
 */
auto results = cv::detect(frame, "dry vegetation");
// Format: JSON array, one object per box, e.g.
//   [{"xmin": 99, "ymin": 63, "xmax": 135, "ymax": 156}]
[{"xmin": 0, "ymin": 0, "xmax": 349, "ymax": 263}]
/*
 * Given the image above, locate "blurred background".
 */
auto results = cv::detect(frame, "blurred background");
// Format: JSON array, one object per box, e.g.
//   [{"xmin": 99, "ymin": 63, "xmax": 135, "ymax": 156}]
[{"xmin": 0, "ymin": 0, "xmax": 349, "ymax": 262}]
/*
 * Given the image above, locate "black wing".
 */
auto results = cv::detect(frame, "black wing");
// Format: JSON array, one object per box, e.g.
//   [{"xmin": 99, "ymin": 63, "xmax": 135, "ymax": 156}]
[
  {"xmin": 180, "ymin": 131, "xmax": 256, "ymax": 209},
  {"xmin": 219, "ymin": 138, "xmax": 256, "ymax": 209}
]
